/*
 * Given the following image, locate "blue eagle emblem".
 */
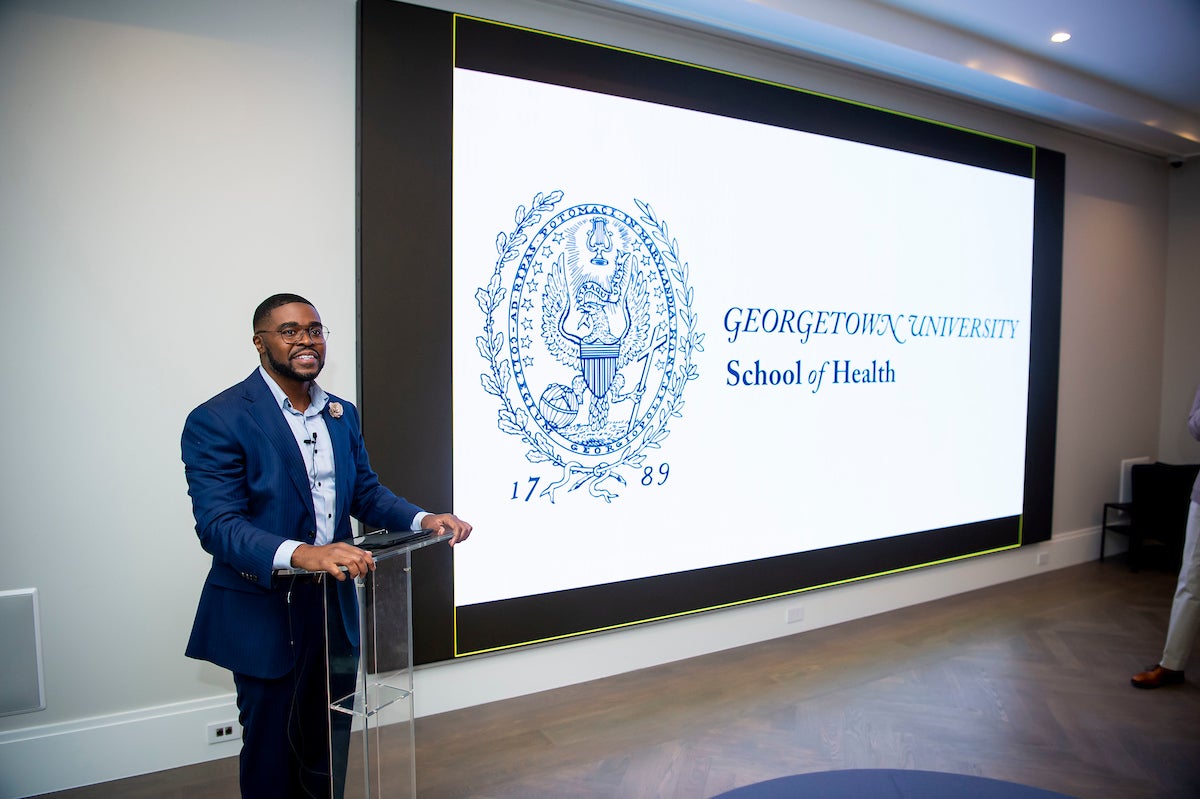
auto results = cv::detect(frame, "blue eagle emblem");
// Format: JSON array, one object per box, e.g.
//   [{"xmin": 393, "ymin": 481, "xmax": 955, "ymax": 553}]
[{"xmin": 477, "ymin": 193, "xmax": 701, "ymax": 501}]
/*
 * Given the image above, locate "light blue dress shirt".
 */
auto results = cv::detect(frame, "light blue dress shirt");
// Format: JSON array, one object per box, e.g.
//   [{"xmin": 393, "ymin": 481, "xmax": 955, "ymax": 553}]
[
  {"xmin": 259, "ymin": 367, "xmax": 426, "ymax": 570},
  {"xmin": 260, "ymin": 367, "xmax": 337, "ymax": 569}
]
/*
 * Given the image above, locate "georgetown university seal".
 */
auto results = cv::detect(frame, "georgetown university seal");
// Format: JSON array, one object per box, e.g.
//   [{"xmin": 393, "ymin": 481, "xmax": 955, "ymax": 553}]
[{"xmin": 476, "ymin": 192, "xmax": 702, "ymax": 502}]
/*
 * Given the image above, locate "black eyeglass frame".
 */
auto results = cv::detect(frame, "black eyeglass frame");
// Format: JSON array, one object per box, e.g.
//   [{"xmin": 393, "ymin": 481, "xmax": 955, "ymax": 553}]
[{"xmin": 254, "ymin": 326, "xmax": 331, "ymax": 343}]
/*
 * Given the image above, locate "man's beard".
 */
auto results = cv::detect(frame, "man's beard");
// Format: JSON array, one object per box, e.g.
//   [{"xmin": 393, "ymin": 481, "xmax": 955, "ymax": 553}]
[{"xmin": 266, "ymin": 347, "xmax": 323, "ymax": 382}]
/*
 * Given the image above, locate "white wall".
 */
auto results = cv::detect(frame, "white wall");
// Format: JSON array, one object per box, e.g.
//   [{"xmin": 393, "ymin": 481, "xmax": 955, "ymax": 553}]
[
  {"xmin": 1160, "ymin": 160, "xmax": 1200, "ymax": 463},
  {"xmin": 0, "ymin": 0, "xmax": 1186, "ymax": 795},
  {"xmin": 0, "ymin": 0, "xmax": 359, "ymax": 793}
]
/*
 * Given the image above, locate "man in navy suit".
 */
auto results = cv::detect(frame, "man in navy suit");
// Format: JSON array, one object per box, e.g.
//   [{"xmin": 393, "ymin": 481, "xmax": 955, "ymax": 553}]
[{"xmin": 182, "ymin": 293, "xmax": 471, "ymax": 798}]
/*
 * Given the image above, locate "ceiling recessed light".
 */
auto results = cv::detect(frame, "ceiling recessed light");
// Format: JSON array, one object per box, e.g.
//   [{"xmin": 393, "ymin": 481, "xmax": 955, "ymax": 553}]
[{"xmin": 1050, "ymin": 32, "xmax": 1071, "ymax": 43}]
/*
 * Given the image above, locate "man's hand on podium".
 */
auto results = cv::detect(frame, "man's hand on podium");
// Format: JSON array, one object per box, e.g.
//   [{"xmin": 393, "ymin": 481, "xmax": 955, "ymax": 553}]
[
  {"xmin": 291, "ymin": 542, "xmax": 375, "ymax": 580},
  {"xmin": 420, "ymin": 513, "xmax": 474, "ymax": 546}
]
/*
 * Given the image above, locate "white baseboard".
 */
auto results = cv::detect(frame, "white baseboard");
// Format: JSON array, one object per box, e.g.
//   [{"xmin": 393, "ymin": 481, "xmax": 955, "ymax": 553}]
[
  {"xmin": 0, "ymin": 528, "xmax": 1110, "ymax": 798},
  {"xmin": 0, "ymin": 695, "xmax": 240, "ymax": 798}
]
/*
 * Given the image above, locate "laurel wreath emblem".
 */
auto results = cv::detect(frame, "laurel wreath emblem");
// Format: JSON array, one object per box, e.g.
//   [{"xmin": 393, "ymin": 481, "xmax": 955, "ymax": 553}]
[{"xmin": 475, "ymin": 191, "xmax": 703, "ymax": 502}]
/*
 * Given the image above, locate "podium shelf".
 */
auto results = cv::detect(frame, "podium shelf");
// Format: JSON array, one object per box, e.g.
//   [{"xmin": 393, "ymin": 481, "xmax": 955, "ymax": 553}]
[{"xmin": 331, "ymin": 681, "xmax": 411, "ymax": 718}]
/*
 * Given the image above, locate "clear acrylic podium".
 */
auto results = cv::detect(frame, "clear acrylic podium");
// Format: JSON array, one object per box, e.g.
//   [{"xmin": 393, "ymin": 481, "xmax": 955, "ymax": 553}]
[{"xmin": 275, "ymin": 529, "xmax": 450, "ymax": 799}]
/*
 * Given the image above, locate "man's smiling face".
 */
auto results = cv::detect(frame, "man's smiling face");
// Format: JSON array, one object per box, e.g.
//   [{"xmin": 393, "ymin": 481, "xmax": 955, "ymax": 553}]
[{"xmin": 254, "ymin": 302, "xmax": 326, "ymax": 384}]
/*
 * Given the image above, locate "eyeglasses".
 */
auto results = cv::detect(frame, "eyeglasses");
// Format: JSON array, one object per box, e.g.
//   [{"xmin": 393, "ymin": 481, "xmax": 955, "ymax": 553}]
[{"xmin": 255, "ymin": 325, "xmax": 330, "ymax": 344}]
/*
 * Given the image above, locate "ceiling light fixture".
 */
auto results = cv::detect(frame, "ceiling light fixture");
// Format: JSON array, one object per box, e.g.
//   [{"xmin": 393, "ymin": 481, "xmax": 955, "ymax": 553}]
[{"xmin": 1050, "ymin": 32, "xmax": 1071, "ymax": 43}]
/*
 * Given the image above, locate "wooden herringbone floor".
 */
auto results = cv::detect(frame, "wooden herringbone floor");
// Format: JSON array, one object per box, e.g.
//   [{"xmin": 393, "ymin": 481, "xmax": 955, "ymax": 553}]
[{"xmin": 33, "ymin": 557, "xmax": 1200, "ymax": 798}]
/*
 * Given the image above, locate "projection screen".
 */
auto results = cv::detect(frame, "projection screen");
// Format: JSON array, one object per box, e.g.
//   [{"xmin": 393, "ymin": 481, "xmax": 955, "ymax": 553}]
[{"xmin": 358, "ymin": 0, "xmax": 1063, "ymax": 663}]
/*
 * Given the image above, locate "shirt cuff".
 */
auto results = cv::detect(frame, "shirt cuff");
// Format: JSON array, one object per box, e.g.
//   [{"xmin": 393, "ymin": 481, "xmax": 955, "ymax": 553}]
[
  {"xmin": 273, "ymin": 539, "xmax": 304, "ymax": 571},
  {"xmin": 412, "ymin": 511, "xmax": 428, "ymax": 532}
]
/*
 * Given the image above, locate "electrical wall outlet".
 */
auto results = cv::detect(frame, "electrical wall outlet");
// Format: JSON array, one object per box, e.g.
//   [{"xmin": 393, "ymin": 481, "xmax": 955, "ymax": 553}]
[
  {"xmin": 1036, "ymin": 551, "xmax": 1049, "ymax": 567},
  {"xmin": 785, "ymin": 605, "xmax": 804, "ymax": 624},
  {"xmin": 207, "ymin": 721, "xmax": 239, "ymax": 745}
]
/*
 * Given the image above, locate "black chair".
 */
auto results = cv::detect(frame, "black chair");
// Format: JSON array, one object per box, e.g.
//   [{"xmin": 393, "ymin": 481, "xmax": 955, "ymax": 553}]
[{"xmin": 1101, "ymin": 461, "xmax": 1199, "ymax": 571}]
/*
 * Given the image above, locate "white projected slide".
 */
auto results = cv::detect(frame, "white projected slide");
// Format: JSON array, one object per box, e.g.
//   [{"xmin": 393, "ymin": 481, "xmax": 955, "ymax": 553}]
[{"xmin": 452, "ymin": 68, "xmax": 1034, "ymax": 607}]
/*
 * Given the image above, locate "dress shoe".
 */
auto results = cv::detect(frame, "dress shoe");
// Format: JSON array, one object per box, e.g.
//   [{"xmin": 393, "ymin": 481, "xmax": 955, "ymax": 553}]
[{"xmin": 1130, "ymin": 664, "xmax": 1185, "ymax": 689}]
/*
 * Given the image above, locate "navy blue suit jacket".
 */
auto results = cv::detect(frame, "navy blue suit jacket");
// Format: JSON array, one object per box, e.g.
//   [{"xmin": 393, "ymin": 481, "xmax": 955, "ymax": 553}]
[{"xmin": 182, "ymin": 369, "xmax": 423, "ymax": 679}]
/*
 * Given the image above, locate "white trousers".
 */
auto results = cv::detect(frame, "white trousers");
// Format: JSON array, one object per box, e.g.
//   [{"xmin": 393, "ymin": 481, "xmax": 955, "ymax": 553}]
[{"xmin": 1161, "ymin": 501, "xmax": 1200, "ymax": 671}]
